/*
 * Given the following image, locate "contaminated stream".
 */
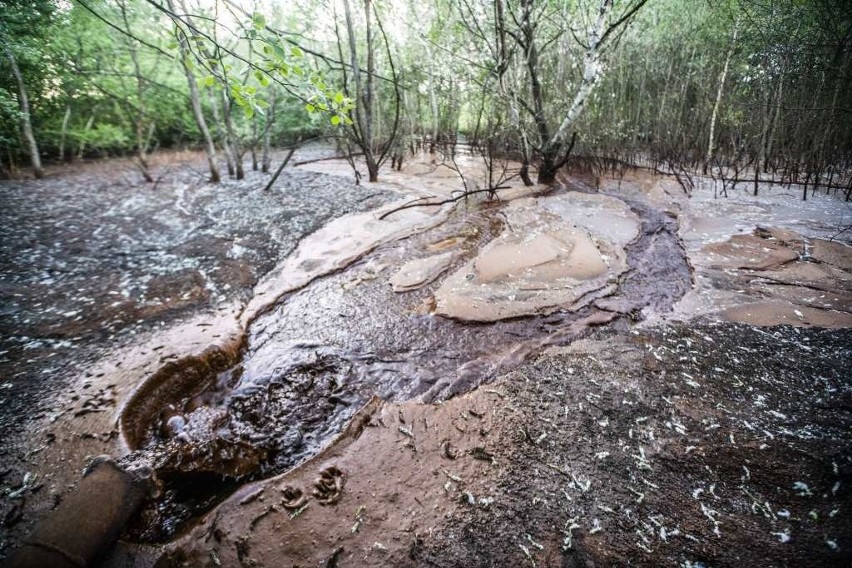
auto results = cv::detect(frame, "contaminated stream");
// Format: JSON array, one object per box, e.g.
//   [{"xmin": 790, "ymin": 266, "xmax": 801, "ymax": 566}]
[{"xmin": 117, "ymin": 185, "xmax": 692, "ymax": 542}]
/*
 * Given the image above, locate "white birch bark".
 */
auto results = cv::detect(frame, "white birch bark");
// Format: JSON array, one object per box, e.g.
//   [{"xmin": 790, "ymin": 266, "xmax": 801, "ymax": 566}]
[
  {"xmin": 706, "ymin": 19, "xmax": 739, "ymax": 169},
  {"xmin": 3, "ymin": 42, "xmax": 44, "ymax": 178},
  {"xmin": 548, "ymin": 0, "xmax": 612, "ymax": 148}
]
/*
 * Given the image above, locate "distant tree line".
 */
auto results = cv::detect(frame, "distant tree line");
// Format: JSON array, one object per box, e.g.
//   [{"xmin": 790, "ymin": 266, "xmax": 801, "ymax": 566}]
[{"xmin": 0, "ymin": 0, "xmax": 849, "ymax": 200}]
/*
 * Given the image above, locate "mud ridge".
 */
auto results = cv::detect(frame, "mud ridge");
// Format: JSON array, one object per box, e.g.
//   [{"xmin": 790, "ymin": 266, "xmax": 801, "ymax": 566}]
[{"xmin": 120, "ymin": 338, "xmax": 247, "ymax": 450}]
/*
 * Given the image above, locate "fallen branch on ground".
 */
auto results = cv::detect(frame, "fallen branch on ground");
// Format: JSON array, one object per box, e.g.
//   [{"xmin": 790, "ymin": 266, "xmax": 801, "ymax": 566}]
[{"xmin": 377, "ymin": 185, "xmax": 511, "ymax": 221}]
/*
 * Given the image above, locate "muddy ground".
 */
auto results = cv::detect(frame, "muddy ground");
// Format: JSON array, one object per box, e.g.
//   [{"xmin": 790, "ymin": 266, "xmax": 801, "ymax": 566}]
[
  {"xmin": 0, "ymin": 150, "xmax": 389, "ymax": 438},
  {"xmin": 1, "ymin": 150, "xmax": 851, "ymax": 567},
  {"xmin": 0, "ymin": 149, "xmax": 392, "ymax": 558},
  {"xmin": 159, "ymin": 321, "xmax": 851, "ymax": 568}
]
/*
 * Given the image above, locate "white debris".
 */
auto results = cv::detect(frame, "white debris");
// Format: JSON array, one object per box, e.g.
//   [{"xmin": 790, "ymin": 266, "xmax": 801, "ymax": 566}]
[
  {"xmin": 525, "ymin": 534, "xmax": 544, "ymax": 550},
  {"xmin": 562, "ymin": 517, "xmax": 581, "ymax": 550},
  {"xmin": 589, "ymin": 518, "xmax": 603, "ymax": 534},
  {"xmin": 633, "ymin": 446, "xmax": 652, "ymax": 470},
  {"xmin": 700, "ymin": 503, "xmax": 722, "ymax": 537}
]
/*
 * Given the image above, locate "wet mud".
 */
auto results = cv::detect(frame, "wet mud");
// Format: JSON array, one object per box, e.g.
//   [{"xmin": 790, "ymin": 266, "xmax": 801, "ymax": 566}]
[
  {"xmin": 4, "ymin": 156, "xmax": 850, "ymax": 565},
  {"xmin": 0, "ymin": 153, "xmax": 391, "ymax": 441},
  {"xmin": 155, "ymin": 320, "xmax": 852, "ymax": 568},
  {"xmin": 697, "ymin": 226, "xmax": 852, "ymax": 327},
  {"xmin": 118, "ymin": 186, "xmax": 693, "ymax": 543}
]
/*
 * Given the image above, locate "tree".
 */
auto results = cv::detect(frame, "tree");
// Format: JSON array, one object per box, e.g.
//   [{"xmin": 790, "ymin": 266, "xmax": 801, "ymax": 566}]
[
  {"xmin": 336, "ymin": 0, "xmax": 401, "ymax": 182},
  {"xmin": 0, "ymin": 0, "xmax": 55, "ymax": 178},
  {"xmin": 167, "ymin": 0, "xmax": 220, "ymax": 182},
  {"xmin": 1, "ymin": 39, "xmax": 42, "ymax": 178}
]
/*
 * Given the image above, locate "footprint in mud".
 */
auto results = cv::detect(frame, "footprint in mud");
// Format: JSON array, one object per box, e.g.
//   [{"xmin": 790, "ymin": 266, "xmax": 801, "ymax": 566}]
[
  {"xmin": 279, "ymin": 484, "xmax": 307, "ymax": 510},
  {"xmin": 440, "ymin": 440, "xmax": 459, "ymax": 460},
  {"xmin": 312, "ymin": 466, "xmax": 345, "ymax": 505}
]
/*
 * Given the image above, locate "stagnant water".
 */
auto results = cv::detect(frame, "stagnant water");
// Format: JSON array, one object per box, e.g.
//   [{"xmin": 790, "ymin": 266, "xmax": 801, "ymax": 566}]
[{"xmin": 120, "ymin": 189, "xmax": 692, "ymax": 542}]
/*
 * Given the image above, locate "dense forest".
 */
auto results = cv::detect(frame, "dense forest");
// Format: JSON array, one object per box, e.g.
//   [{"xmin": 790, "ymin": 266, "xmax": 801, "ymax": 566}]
[{"xmin": 1, "ymin": 0, "xmax": 851, "ymax": 196}]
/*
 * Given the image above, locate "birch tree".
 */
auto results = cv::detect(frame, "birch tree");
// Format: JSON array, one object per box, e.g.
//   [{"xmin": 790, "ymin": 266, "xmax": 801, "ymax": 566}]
[
  {"xmin": 2, "ymin": 39, "xmax": 43, "ymax": 178},
  {"xmin": 460, "ymin": 0, "xmax": 648, "ymax": 184},
  {"xmin": 168, "ymin": 0, "xmax": 220, "ymax": 182}
]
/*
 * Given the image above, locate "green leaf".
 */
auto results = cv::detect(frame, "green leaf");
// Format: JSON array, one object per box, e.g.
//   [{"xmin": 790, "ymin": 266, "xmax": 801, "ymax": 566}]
[
  {"xmin": 203, "ymin": 75, "xmax": 217, "ymax": 88},
  {"xmin": 290, "ymin": 46, "xmax": 303, "ymax": 58},
  {"xmin": 271, "ymin": 43, "xmax": 287, "ymax": 60},
  {"xmin": 330, "ymin": 115, "xmax": 341, "ymax": 126},
  {"xmin": 252, "ymin": 12, "xmax": 266, "ymax": 30},
  {"xmin": 254, "ymin": 70, "xmax": 270, "ymax": 87},
  {"xmin": 334, "ymin": 92, "xmax": 344, "ymax": 104},
  {"xmin": 305, "ymin": 103, "xmax": 316, "ymax": 113}
]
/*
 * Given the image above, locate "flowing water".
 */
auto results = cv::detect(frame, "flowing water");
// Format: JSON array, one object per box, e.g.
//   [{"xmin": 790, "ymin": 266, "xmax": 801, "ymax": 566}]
[{"xmin": 119, "ymin": 187, "xmax": 692, "ymax": 542}]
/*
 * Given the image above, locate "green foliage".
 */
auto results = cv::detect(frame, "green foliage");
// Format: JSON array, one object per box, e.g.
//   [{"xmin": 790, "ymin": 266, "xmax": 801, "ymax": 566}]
[
  {"xmin": 72, "ymin": 122, "xmax": 130, "ymax": 152},
  {"xmin": 0, "ymin": 90, "xmax": 20, "ymax": 149},
  {"xmin": 0, "ymin": 0, "xmax": 848, "ymax": 179}
]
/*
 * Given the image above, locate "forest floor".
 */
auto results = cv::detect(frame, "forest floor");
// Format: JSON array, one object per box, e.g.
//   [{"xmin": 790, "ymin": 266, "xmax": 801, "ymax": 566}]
[{"xmin": 0, "ymin": 149, "xmax": 851, "ymax": 567}]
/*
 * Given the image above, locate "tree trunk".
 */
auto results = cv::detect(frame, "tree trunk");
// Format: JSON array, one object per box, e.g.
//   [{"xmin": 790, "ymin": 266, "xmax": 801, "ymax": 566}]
[
  {"xmin": 519, "ymin": 0, "xmax": 554, "ymax": 184},
  {"xmin": 263, "ymin": 140, "xmax": 299, "ymax": 192},
  {"xmin": 3, "ymin": 43, "xmax": 44, "ymax": 179},
  {"xmin": 208, "ymin": 91, "xmax": 235, "ymax": 176},
  {"xmin": 119, "ymin": 0, "xmax": 152, "ymax": 182},
  {"xmin": 363, "ymin": 0, "xmax": 377, "ymax": 181},
  {"xmin": 219, "ymin": 86, "xmax": 243, "ymax": 179},
  {"xmin": 764, "ymin": 63, "xmax": 785, "ymax": 173},
  {"xmin": 171, "ymin": 0, "xmax": 220, "ymax": 182},
  {"xmin": 537, "ymin": 148, "xmax": 560, "ymax": 185},
  {"xmin": 704, "ymin": 19, "xmax": 739, "ymax": 174},
  {"xmin": 426, "ymin": 40, "xmax": 439, "ymax": 152},
  {"xmin": 519, "ymin": 161, "xmax": 533, "ymax": 186},
  {"xmin": 540, "ymin": 0, "xmax": 614, "ymax": 184},
  {"xmin": 342, "ymin": 0, "xmax": 380, "ymax": 182},
  {"xmin": 59, "ymin": 103, "xmax": 71, "ymax": 162},
  {"xmin": 251, "ymin": 115, "xmax": 258, "ymax": 171},
  {"xmin": 262, "ymin": 89, "xmax": 276, "ymax": 173},
  {"xmin": 77, "ymin": 111, "xmax": 95, "ymax": 159}
]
